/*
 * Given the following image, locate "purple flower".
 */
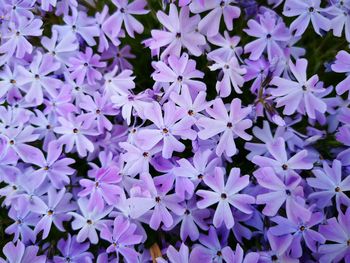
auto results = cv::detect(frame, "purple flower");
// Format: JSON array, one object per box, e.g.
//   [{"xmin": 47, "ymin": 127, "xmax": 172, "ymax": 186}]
[
  {"xmin": 165, "ymin": 197, "xmax": 210, "ymax": 241},
  {"xmin": 119, "ymin": 140, "xmax": 161, "ymax": 176},
  {"xmin": 16, "ymin": 51, "xmax": 61, "ymax": 105},
  {"xmin": 189, "ymin": 0, "xmax": 241, "ymax": 37},
  {"xmin": 136, "ymin": 101, "xmax": 196, "ymax": 159},
  {"xmin": 208, "ymin": 54, "xmax": 246, "ymax": 96},
  {"xmin": 54, "ymin": 10, "xmax": 99, "ymax": 46},
  {"xmin": 103, "ymin": 65, "xmax": 135, "ymax": 96},
  {"xmin": 0, "ymin": 241, "xmax": 45, "ymax": 263},
  {"xmin": 157, "ymin": 243, "xmax": 190, "ymax": 263},
  {"xmin": 190, "ymin": 226, "xmax": 231, "ymax": 263},
  {"xmin": 69, "ymin": 198, "xmax": 112, "ymax": 244},
  {"xmin": 0, "ymin": 17, "xmax": 43, "ymax": 61},
  {"xmin": 31, "ymin": 188, "xmax": 75, "ymax": 239},
  {"xmin": 128, "ymin": 173, "xmax": 185, "ymax": 230},
  {"xmin": 31, "ymin": 141, "xmax": 75, "ymax": 189},
  {"xmin": 253, "ymin": 167, "xmax": 311, "ymax": 219},
  {"xmin": 283, "ymin": 0, "xmax": 330, "ymax": 36},
  {"xmin": 68, "ymin": 47, "xmax": 106, "ymax": 85},
  {"xmin": 4, "ymin": 125, "xmax": 43, "ymax": 165},
  {"xmin": 307, "ymin": 159, "xmax": 350, "ymax": 209},
  {"xmin": 270, "ymin": 58, "xmax": 327, "ymax": 119},
  {"xmin": 103, "ymin": 0, "xmax": 149, "ymax": 38},
  {"xmin": 197, "ymin": 167, "xmax": 254, "ymax": 228},
  {"xmin": 170, "ymin": 86, "xmax": 210, "ymax": 121},
  {"xmin": 5, "ymin": 197, "xmax": 39, "ymax": 244},
  {"xmin": 171, "ymin": 149, "xmax": 219, "ymax": 197},
  {"xmin": 78, "ymin": 166, "xmax": 122, "ymax": 211},
  {"xmin": 79, "ymin": 93, "xmax": 118, "ymax": 133},
  {"xmin": 41, "ymin": 29, "xmax": 78, "ymax": 63},
  {"xmin": 332, "ymin": 50, "xmax": 350, "ymax": 95},
  {"xmin": 100, "ymin": 216, "xmax": 143, "ymax": 263},
  {"xmin": 197, "ymin": 98, "xmax": 252, "ymax": 157},
  {"xmin": 244, "ymin": 12, "xmax": 290, "ymax": 61},
  {"xmin": 269, "ymin": 210, "xmax": 325, "ymax": 257},
  {"xmin": 152, "ymin": 53, "xmax": 206, "ymax": 100},
  {"xmin": 54, "ymin": 234, "xmax": 94, "ymax": 263},
  {"xmin": 207, "ymin": 31, "xmax": 243, "ymax": 62},
  {"xmin": 150, "ymin": 4, "xmax": 206, "ymax": 58},
  {"xmin": 319, "ymin": 208, "xmax": 350, "ymax": 263},
  {"xmin": 252, "ymin": 137, "xmax": 313, "ymax": 176},
  {"xmin": 327, "ymin": 1, "xmax": 350, "ymax": 42},
  {"xmin": 54, "ymin": 114, "xmax": 99, "ymax": 157}
]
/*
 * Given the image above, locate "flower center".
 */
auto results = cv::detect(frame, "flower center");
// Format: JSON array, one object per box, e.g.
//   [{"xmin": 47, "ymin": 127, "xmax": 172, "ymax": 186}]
[
  {"xmin": 177, "ymin": 75, "xmax": 183, "ymax": 82},
  {"xmin": 221, "ymin": 193, "xmax": 227, "ymax": 199},
  {"xmin": 282, "ymin": 164, "xmax": 288, "ymax": 170},
  {"xmin": 86, "ymin": 219, "xmax": 92, "ymax": 224},
  {"xmin": 285, "ymin": 189, "xmax": 291, "ymax": 196},
  {"xmin": 155, "ymin": 196, "xmax": 161, "ymax": 203},
  {"xmin": 227, "ymin": 122, "xmax": 233, "ymax": 128},
  {"xmin": 162, "ymin": 128, "xmax": 169, "ymax": 134},
  {"xmin": 266, "ymin": 33, "xmax": 272, "ymax": 39},
  {"xmin": 9, "ymin": 140, "xmax": 14, "ymax": 145},
  {"xmin": 188, "ymin": 110, "xmax": 194, "ymax": 116},
  {"xmin": 47, "ymin": 210, "xmax": 54, "ymax": 216},
  {"xmin": 184, "ymin": 209, "xmax": 190, "ymax": 215},
  {"xmin": 217, "ymin": 250, "xmax": 222, "ymax": 256},
  {"xmin": 335, "ymin": 186, "xmax": 341, "ymax": 192},
  {"xmin": 176, "ymin": 32, "xmax": 181, "ymax": 39},
  {"xmin": 143, "ymin": 152, "xmax": 149, "ymax": 157},
  {"xmin": 299, "ymin": 225, "xmax": 305, "ymax": 231},
  {"xmin": 96, "ymin": 109, "xmax": 101, "ymax": 114},
  {"xmin": 73, "ymin": 128, "xmax": 79, "ymax": 133},
  {"xmin": 10, "ymin": 79, "xmax": 16, "ymax": 84},
  {"xmin": 309, "ymin": 7, "xmax": 314, "ymax": 12}
]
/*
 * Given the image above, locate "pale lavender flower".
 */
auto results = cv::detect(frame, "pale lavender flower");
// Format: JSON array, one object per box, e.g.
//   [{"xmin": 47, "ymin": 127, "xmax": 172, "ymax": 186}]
[
  {"xmin": 103, "ymin": 0, "xmax": 149, "ymax": 38},
  {"xmin": 197, "ymin": 98, "xmax": 252, "ymax": 157},
  {"xmin": 78, "ymin": 166, "xmax": 122, "ymax": 211},
  {"xmin": 0, "ymin": 241, "xmax": 45, "ymax": 263},
  {"xmin": 31, "ymin": 188, "xmax": 75, "ymax": 239},
  {"xmin": 128, "ymin": 173, "xmax": 185, "ymax": 230},
  {"xmin": 136, "ymin": 101, "xmax": 196, "ymax": 159},
  {"xmin": 54, "ymin": 9, "xmax": 99, "ymax": 46},
  {"xmin": 53, "ymin": 234, "xmax": 94, "ymax": 263},
  {"xmin": 79, "ymin": 93, "xmax": 118, "ymax": 132},
  {"xmin": 253, "ymin": 167, "xmax": 311, "ymax": 219},
  {"xmin": 283, "ymin": 0, "xmax": 330, "ymax": 36},
  {"xmin": 17, "ymin": 51, "xmax": 61, "ymax": 105},
  {"xmin": 150, "ymin": 4, "xmax": 206, "ymax": 58},
  {"xmin": 197, "ymin": 167, "xmax": 254, "ymax": 228},
  {"xmin": 68, "ymin": 47, "xmax": 106, "ymax": 85},
  {"xmin": 69, "ymin": 198, "xmax": 113, "ymax": 244},
  {"xmin": 332, "ymin": 50, "xmax": 350, "ymax": 95},
  {"xmin": 208, "ymin": 54, "xmax": 246, "ymax": 96},
  {"xmin": 0, "ymin": 17, "xmax": 43, "ymax": 61},
  {"xmin": 244, "ymin": 12, "xmax": 290, "ymax": 61},
  {"xmin": 152, "ymin": 53, "xmax": 206, "ymax": 100},
  {"xmin": 54, "ymin": 114, "xmax": 99, "ymax": 157},
  {"xmin": 189, "ymin": 0, "xmax": 241, "ymax": 37},
  {"xmin": 100, "ymin": 216, "xmax": 143, "ymax": 263},
  {"xmin": 41, "ymin": 29, "xmax": 78, "ymax": 63},
  {"xmin": 307, "ymin": 159, "xmax": 350, "ymax": 209},
  {"xmin": 270, "ymin": 58, "xmax": 327, "ymax": 119},
  {"xmin": 252, "ymin": 137, "xmax": 313, "ymax": 176}
]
